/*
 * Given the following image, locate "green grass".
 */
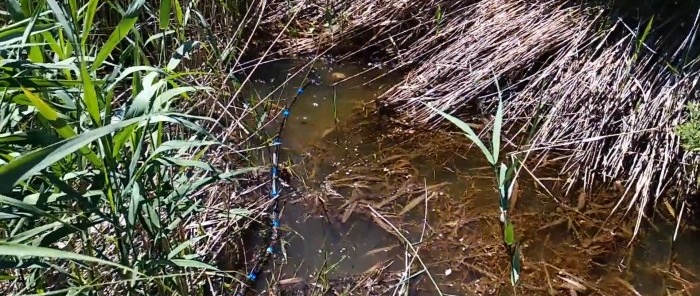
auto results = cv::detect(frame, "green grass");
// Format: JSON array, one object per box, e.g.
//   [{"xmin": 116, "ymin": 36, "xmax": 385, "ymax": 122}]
[
  {"xmin": 426, "ymin": 84, "xmax": 522, "ymax": 287},
  {"xmin": 676, "ymin": 102, "xmax": 700, "ymax": 186},
  {"xmin": 0, "ymin": 1, "xmax": 246, "ymax": 294},
  {"xmin": 676, "ymin": 103, "xmax": 700, "ymax": 152}
]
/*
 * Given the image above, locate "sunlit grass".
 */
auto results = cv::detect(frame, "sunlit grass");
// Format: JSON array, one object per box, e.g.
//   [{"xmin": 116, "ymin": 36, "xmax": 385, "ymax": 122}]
[
  {"xmin": 426, "ymin": 84, "xmax": 522, "ymax": 287},
  {"xmin": 0, "ymin": 0, "xmax": 248, "ymax": 294}
]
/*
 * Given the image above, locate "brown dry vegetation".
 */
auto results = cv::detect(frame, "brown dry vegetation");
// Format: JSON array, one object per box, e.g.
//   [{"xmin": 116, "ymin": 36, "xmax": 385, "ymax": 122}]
[{"xmin": 270, "ymin": 0, "xmax": 700, "ymax": 236}]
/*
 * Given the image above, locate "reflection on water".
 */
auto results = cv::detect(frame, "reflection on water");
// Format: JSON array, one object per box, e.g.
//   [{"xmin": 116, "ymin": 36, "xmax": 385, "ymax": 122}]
[{"xmin": 248, "ymin": 58, "xmax": 700, "ymax": 295}]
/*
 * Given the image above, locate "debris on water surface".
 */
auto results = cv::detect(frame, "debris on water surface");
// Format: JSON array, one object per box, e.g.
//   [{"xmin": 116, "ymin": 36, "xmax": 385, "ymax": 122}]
[{"xmin": 331, "ymin": 72, "xmax": 347, "ymax": 82}]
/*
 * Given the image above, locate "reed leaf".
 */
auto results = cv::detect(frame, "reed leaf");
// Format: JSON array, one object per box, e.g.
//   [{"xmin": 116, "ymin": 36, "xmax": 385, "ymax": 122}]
[
  {"xmin": 79, "ymin": 61, "xmax": 101, "ymax": 125},
  {"xmin": 492, "ymin": 99, "xmax": 503, "ymax": 163},
  {"xmin": 81, "ymin": 0, "xmax": 99, "ymax": 47},
  {"xmin": 0, "ymin": 115, "xmax": 161, "ymax": 192},
  {"xmin": 0, "ymin": 243, "xmax": 139, "ymax": 275},
  {"xmin": 160, "ymin": 0, "xmax": 172, "ymax": 30},
  {"xmin": 92, "ymin": 0, "xmax": 146, "ymax": 71},
  {"xmin": 425, "ymin": 103, "xmax": 494, "ymax": 164}
]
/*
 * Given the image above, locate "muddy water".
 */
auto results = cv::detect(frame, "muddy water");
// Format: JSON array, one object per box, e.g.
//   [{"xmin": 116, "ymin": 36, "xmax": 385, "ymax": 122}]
[
  {"xmin": 249, "ymin": 59, "xmax": 405, "ymax": 281},
  {"xmin": 249, "ymin": 59, "xmax": 700, "ymax": 295}
]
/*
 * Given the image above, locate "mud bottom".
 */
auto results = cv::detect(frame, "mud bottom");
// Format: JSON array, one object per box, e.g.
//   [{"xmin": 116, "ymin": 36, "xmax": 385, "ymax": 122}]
[
  {"xmin": 275, "ymin": 270, "xmax": 410, "ymax": 296},
  {"xmin": 292, "ymin": 110, "xmax": 700, "ymax": 295},
  {"xmin": 247, "ymin": 59, "xmax": 700, "ymax": 296}
]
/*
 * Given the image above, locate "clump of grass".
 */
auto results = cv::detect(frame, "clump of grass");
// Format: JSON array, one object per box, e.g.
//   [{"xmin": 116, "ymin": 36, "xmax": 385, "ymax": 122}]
[
  {"xmin": 676, "ymin": 103, "xmax": 700, "ymax": 153},
  {"xmin": 0, "ymin": 1, "xmax": 260, "ymax": 294},
  {"xmin": 676, "ymin": 102, "xmax": 700, "ymax": 188}
]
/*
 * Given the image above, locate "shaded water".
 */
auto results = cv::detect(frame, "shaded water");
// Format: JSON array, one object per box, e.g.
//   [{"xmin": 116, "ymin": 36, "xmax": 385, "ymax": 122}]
[
  {"xmin": 248, "ymin": 59, "xmax": 700, "ymax": 295},
  {"xmin": 249, "ymin": 59, "xmax": 405, "ymax": 281}
]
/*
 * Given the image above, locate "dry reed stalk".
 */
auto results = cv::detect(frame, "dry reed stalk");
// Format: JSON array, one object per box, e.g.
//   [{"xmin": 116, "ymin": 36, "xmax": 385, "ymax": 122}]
[{"xmin": 276, "ymin": 0, "xmax": 700, "ymax": 236}]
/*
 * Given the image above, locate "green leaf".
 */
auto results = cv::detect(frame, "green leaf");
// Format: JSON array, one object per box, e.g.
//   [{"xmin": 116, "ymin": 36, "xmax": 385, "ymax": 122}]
[
  {"xmin": 46, "ymin": 0, "xmax": 76, "ymax": 45},
  {"xmin": 492, "ymin": 98, "xmax": 503, "ymax": 163},
  {"xmin": 166, "ymin": 200, "xmax": 201, "ymax": 231},
  {"xmin": 170, "ymin": 259, "xmax": 219, "ymax": 271},
  {"xmin": 80, "ymin": 62, "xmax": 101, "ymax": 125},
  {"xmin": 125, "ymin": 73, "xmax": 165, "ymax": 118},
  {"xmin": 144, "ymin": 202, "xmax": 160, "ymax": 230},
  {"xmin": 511, "ymin": 244, "xmax": 521, "ymax": 286},
  {"xmin": 5, "ymin": 0, "xmax": 25, "ymax": 21},
  {"xmin": 0, "ymin": 130, "xmax": 58, "ymax": 146},
  {"xmin": 37, "ymin": 218, "xmax": 101, "ymax": 247},
  {"xmin": 9, "ymin": 222, "xmax": 63, "ymax": 244},
  {"xmin": 173, "ymin": 0, "xmax": 184, "ymax": 25},
  {"xmin": 638, "ymin": 16, "xmax": 654, "ymax": 52},
  {"xmin": 0, "ymin": 77, "xmax": 80, "ymax": 88},
  {"xmin": 167, "ymin": 41, "xmax": 200, "ymax": 71},
  {"xmin": 0, "ymin": 243, "xmax": 139, "ymax": 274},
  {"xmin": 20, "ymin": 88, "xmax": 104, "ymax": 168},
  {"xmin": 498, "ymin": 163, "xmax": 509, "ymax": 211},
  {"xmin": 166, "ymin": 176, "xmax": 214, "ymax": 201},
  {"xmin": 21, "ymin": 14, "xmax": 43, "ymax": 63},
  {"xmin": 112, "ymin": 124, "xmax": 136, "ymax": 158},
  {"xmin": 0, "ymin": 195, "xmax": 72, "ymax": 229},
  {"xmin": 504, "ymin": 221, "xmax": 515, "ymax": 246},
  {"xmin": 153, "ymin": 86, "xmax": 209, "ymax": 112},
  {"xmin": 0, "ymin": 115, "xmax": 154, "ymax": 192},
  {"xmin": 157, "ymin": 157, "xmax": 214, "ymax": 171},
  {"xmin": 107, "ymin": 66, "xmax": 165, "ymax": 91},
  {"xmin": 127, "ymin": 183, "xmax": 143, "ymax": 233},
  {"xmin": 219, "ymin": 167, "xmax": 261, "ymax": 179},
  {"xmin": 81, "ymin": 0, "xmax": 99, "ymax": 47},
  {"xmin": 92, "ymin": 0, "xmax": 146, "ymax": 71},
  {"xmin": 150, "ymin": 140, "xmax": 217, "ymax": 158},
  {"xmin": 424, "ymin": 103, "xmax": 494, "ymax": 164},
  {"xmin": 144, "ymin": 30, "xmax": 176, "ymax": 47},
  {"xmin": 159, "ymin": 0, "xmax": 172, "ymax": 30},
  {"xmin": 167, "ymin": 236, "xmax": 205, "ymax": 259}
]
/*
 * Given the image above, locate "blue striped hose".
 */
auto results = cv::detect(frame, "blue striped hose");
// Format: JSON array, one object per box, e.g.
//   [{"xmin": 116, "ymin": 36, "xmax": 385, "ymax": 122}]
[{"xmin": 234, "ymin": 83, "xmax": 308, "ymax": 296}]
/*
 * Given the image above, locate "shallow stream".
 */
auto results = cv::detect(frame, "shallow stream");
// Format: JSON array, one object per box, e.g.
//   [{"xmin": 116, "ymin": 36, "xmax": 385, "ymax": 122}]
[{"xmin": 247, "ymin": 59, "xmax": 700, "ymax": 295}]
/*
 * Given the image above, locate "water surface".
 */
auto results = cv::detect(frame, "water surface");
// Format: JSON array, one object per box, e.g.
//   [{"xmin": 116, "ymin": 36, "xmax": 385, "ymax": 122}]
[{"xmin": 248, "ymin": 58, "xmax": 700, "ymax": 295}]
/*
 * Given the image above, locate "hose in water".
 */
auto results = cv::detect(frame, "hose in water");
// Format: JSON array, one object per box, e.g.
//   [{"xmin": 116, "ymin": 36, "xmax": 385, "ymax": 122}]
[{"xmin": 234, "ymin": 79, "xmax": 310, "ymax": 296}]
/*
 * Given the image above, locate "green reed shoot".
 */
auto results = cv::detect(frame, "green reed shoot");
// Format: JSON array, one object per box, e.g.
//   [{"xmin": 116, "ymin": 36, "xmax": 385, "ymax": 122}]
[{"xmin": 426, "ymin": 96, "xmax": 522, "ymax": 286}]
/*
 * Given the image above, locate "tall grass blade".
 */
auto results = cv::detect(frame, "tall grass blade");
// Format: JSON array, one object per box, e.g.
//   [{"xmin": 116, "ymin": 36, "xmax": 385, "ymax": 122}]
[
  {"xmin": 167, "ymin": 40, "xmax": 200, "ymax": 71},
  {"xmin": 167, "ymin": 236, "xmax": 205, "ymax": 259},
  {"xmin": 150, "ymin": 140, "xmax": 217, "ymax": 157},
  {"xmin": 169, "ymin": 259, "xmax": 219, "ymax": 271},
  {"xmin": 425, "ymin": 103, "xmax": 494, "ymax": 164},
  {"xmin": 20, "ymin": 87, "xmax": 103, "ymax": 167},
  {"xmin": 46, "ymin": 0, "xmax": 76, "ymax": 45},
  {"xmin": 126, "ymin": 77, "xmax": 166, "ymax": 118},
  {"xmin": 511, "ymin": 245, "xmax": 521, "ymax": 285},
  {"xmin": 0, "ymin": 195, "xmax": 78, "ymax": 230},
  {"xmin": 80, "ymin": 62, "xmax": 101, "ymax": 125},
  {"xmin": 0, "ymin": 115, "xmax": 153, "ymax": 192},
  {"xmin": 492, "ymin": 99, "xmax": 503, "ymax": 163},
  {"xmin": 0, "ymin": 243, "xmax": 139, "ymax": 274},
  {"xmin": 5, "ymin": 0, "xmax": 25, "ymax": 21},
  {"xmin": 81, "ymin": 0, "xmax": 99, "ymax": 47},
  {"xmin": 92, "ymin": 0, "xmax": 146, "ymax": 70},
  {"xmin": 159, "ymin": 0, "xmax": 172, "ymax": 30},
  {"xmin": 504, "ymin": 221, "xmax": 514, "ymax": 245}
]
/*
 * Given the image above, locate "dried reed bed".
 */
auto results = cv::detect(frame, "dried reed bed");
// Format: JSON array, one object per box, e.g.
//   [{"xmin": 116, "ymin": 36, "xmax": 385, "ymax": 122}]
[
  {"xmin": 277, "ymin": 0, "xmax": 700, "ymax": 233},
  {"xmin": 518, "ymin": 32, "xmax": 697, "ymax": 234}
]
